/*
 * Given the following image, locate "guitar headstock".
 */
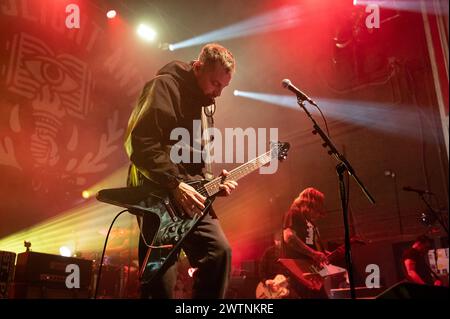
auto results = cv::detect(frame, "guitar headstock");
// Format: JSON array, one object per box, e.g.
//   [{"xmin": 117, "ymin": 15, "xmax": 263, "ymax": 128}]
[{"xmin": 270, "ymin": 141, "xmax": 290, "ymax": 161}]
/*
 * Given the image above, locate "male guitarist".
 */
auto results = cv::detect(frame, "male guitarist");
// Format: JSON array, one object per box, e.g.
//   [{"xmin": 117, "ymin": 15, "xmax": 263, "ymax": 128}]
[
  {"xmin": 282, "ymin": 187, "xmax": 330, "ymax": 298},
  {"xmin": 124, "ymin": 43, "xmax": 238, "ymax": 298}
]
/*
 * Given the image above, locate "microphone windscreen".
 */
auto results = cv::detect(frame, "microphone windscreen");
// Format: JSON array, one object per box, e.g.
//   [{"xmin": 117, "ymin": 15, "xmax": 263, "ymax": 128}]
[{"xmin": 281, "ymin": 79, "xmax": 291, "ymax": 88}]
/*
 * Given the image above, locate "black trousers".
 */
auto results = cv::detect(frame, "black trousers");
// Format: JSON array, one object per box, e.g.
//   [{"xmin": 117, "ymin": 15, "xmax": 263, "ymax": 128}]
[{"xmin": 139, "ymin": 211, "xmax": 231, "ymax": 299}]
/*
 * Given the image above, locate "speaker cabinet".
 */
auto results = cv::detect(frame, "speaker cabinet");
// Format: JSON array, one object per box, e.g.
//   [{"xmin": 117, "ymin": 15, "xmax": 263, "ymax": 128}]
[
  {"xmin": 12, "ymin": 251, "xmax": 93, "ymax": 299},
  {"xmin": 0, "ymin": 251, "xmax": 16, "ymax": 298}
]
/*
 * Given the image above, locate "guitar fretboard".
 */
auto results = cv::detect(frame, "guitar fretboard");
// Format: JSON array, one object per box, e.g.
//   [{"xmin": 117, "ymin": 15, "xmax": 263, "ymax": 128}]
[{"xmin": 204, "ymin": 149, "xmax": 276, "ymax": 196}]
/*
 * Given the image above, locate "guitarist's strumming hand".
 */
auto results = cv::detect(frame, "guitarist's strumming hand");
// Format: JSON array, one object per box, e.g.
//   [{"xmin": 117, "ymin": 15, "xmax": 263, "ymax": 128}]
[
  {"xmin": 312, "ymin": 251, "xmax": 329, "ymax": 265},
  {"xmin": 172, "ymin": 182, "xmax": 206, "ymax": 218},
  {"xmin": 217, "ymin": 169, "xmax": 238, "ymax": 197}
]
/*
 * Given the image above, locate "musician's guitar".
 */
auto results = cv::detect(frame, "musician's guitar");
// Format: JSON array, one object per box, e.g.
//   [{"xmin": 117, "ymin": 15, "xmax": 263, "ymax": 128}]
[
  {"xmin": 256, "ymin": 237, "xmax": 366, "ymax": 298},
  {"xmin": 96, "ymin": 142, "xmax": 290, "ymax": 286},
  {"xmin": 279, "ymin": 237, "xmax": 367, "ymax": 291}
]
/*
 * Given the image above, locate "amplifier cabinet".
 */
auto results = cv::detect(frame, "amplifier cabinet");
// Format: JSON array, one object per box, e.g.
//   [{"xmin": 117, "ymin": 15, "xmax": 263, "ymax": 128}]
[
  {"xmin": 12, "ymin": 251, "xmax": 93, "ymax": 299},
  {"xmin": 0, "ymin": 251, "xmax": 16, "ymax": 298}
]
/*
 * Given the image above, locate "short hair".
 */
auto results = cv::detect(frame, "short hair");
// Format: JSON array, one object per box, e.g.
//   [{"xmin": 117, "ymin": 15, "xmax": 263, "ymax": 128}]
[
  {"xmin": 197, "ymin": 43, "xmax": 235, "ymax": 73},
  {"xmin": 290, "ymin": 187, "xmax": 325, "ymax": 215},
  {"xmin": 416, "ymin": 234, "xmax": 433, "ymax": 246}
]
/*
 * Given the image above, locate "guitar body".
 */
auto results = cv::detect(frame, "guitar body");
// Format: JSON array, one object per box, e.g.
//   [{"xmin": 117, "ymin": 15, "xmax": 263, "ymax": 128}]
[
  {"xmin": 281, "ymin": 258, "xmax": 346, "ymax": 291},
  {"xmin": 255, "ymin": 260, "xmax": 347, "ymax": 298},
  {"xmin": 277, "ymin": 258, "xmax": 328, "ymax": 291},
  {"xmin": 97, "ymin": 180, "xmax": 214, "ymax": 285},
  {"xmin": 278, "ymin": 238, "xmax": 365, "ymax": 292}
]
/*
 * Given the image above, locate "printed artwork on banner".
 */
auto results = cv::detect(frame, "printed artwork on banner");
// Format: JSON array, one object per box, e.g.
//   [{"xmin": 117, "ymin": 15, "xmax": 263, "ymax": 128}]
[{"xmin": 0, "ymin": 0, "xmax": 146, "ymax": 232}]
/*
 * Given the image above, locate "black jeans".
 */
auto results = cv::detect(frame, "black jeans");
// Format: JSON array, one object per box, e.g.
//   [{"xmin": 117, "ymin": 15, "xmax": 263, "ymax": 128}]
[{"xmin": 139, "ymin": 211, "xmax": 232, "ymax": 299}]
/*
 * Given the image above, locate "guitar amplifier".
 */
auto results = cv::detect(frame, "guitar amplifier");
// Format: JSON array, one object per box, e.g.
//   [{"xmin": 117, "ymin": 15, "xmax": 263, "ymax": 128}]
[
  {"xmin": 12, "ymin": 251, "xmax": 93, "ymax": 298},
  {"xmin": 0, "ymin": 251, "xmax": 16, "ymax": 298}
]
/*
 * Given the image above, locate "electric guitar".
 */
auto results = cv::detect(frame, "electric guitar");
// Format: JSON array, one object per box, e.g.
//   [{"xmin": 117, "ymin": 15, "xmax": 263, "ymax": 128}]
[
  {"xmin": 96, "ymin": 141, "xmax": 290, "ymax": 286},
  {"xmin": 278, "ymin": 237, "xmax": 367, "ymax": 291}
]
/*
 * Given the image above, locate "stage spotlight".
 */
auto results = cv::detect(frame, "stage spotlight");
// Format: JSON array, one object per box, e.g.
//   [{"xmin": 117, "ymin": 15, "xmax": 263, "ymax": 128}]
[
  {"xmin": 159, "ymin": 42, "xmax": 175, "ymax": 51},
  {"xmin": 234, "ymin": 90, "xmax": 428, "ymax": 140},
  {"xmin": 188, "ymin": 267, "xmax": 198, "ymax": 278},
  {"xmin": 169, "ymin": 4, "xmax": 302, "ymax": 51},
  {"xmin": 106, "ymin": 10, "xmax": 116, "ymax": 19},
  {"xmin": 59, "ymin": 246, "xmax": 72, "ymax": 257},
  {"xmin": 137, "ymin": 24, "xmax": 157, "ymax": 42},
  {"xmin": 233, "ymin": 90, "xmax": 297, "ymax": 108},
  {"xmin": 419, "ymin": 211, "xmax": 437, "ymax": 226},
  {"xmin": 82, "ymin": 190, "xmax": 90, "ymax": 199}
]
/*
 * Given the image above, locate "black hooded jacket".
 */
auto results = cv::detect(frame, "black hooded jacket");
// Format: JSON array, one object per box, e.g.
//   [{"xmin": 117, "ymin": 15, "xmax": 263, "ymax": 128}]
[{"xmin": 125, "ymin": 60, "xmax": 214, "ymax": 189}]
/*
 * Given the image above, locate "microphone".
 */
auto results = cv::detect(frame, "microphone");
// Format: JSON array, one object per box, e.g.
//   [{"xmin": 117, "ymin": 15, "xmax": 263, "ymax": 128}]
[
  {"xmin": 402, "ymin": 186, "xmax": 434, "ymax": 195},
  {"xmin": 282, "ymin": 79, "xmax": 317, "ymax": 105}
]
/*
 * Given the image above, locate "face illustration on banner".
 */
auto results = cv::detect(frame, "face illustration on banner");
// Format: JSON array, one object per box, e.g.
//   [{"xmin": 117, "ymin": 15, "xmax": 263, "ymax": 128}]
[
  {"xmin": 7, "ymin": 33, "xmax": 92, "ymax": 167},
  {"xmin": 0, "ymin": 1, "xmax": 147, "ymax": 213},
  {"xmin": 1, "ymin": 31, "xmax": 128, "ymax": 196}
]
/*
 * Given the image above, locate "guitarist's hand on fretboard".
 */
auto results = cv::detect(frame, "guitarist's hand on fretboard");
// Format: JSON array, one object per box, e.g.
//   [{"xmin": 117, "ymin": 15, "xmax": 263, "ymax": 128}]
[
  {"xmin": 172, "ymin": 182, "xmax": 206, "ymax": 218},
  {"xmin": 217, "ymin": 169, "xmax": 238, "ymax": 197}
]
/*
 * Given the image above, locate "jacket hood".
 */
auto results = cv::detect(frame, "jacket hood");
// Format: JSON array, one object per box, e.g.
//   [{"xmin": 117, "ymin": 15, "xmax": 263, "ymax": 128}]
[{"xmin": 156, "ymin": 60, "xmax": 214, "ymax": 107}]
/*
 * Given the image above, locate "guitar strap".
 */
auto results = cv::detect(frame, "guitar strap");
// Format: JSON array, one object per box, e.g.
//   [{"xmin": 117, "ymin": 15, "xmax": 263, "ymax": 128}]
[
  {"xmin": 313, "ymin": 225, "xmax": 326, "ymax": 253},
  {"xmin": 202, "ymin": 102, "xmax": 215, "ymax": 181}
]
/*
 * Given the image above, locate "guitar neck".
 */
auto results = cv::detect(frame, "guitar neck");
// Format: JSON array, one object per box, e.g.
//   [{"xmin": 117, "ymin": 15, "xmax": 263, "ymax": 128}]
[
  {"xmin": 327, "ymin": 246, "xmax": 344, "ymax": 263},
  {"xmin": 327, "ymin": 239, "xmax": 361, "ymax": 263},
  {"xmin": 204, "ymin": 150, "xmax": 273, "ymax": 196}
]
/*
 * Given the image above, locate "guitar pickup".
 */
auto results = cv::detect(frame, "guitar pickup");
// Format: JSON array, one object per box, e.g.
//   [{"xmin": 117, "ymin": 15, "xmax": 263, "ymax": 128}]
[{"xmin": 163, "ymin": 199, "xmax": 178, "ymax": 222}]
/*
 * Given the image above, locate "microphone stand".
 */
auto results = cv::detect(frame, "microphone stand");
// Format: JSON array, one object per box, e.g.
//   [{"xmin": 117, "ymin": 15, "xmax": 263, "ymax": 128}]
[
  {"xmin": 295, "ymin": 97, "xmax": 376, "ymax": 299},
  {"xmin": 418, "ymin": 193, "xmax": 449, "ymax": 236}
]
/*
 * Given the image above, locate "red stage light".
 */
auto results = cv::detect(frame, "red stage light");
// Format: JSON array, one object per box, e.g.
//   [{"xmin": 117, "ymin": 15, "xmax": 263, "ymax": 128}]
[{"xmin": 106, "ymin": 10, "xmax": 117, "ymax": 19}]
